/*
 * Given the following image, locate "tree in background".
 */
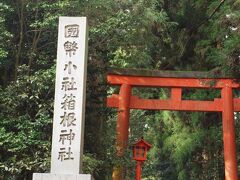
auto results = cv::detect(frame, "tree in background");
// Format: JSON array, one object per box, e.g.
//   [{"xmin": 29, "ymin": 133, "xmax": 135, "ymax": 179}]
[{"xmin": 0, "ymin": 0, "xmax": 239, "ymax": 179}]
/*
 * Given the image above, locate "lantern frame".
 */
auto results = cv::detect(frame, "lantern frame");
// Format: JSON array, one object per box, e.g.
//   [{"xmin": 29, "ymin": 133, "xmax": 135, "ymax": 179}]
[{"xmin": 132, "ymin": 139, "xmax": 151, "ymax": 161}]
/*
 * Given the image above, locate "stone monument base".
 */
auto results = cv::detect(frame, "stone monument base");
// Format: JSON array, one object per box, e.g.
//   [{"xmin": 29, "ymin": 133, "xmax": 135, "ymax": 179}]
[{"xmin": 33, "ymin": 173, "xmax": 93, "ymax": 180}]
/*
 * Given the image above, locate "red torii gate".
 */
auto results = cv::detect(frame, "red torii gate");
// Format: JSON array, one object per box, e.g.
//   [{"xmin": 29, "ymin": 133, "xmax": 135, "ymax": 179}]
[{"xmin": 107, "ymin": 68, "xmax": 239, "ymax": 180}]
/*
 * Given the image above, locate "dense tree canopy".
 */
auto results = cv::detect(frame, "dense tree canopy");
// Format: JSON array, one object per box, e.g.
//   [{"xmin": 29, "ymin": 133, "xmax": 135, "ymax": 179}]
[{"xmin": 0, "ymin": 0, "xmax": 239, "ymax": 179}]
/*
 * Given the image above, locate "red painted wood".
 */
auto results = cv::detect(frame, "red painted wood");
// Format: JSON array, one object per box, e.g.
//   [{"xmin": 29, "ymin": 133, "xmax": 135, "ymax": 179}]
[
  {"xmin": 108, "ymin": 95, "xmax": 223, "ymax": 112},
  {"xmin": 234, "ymin": 98, "xmax": 240, "ymax": 111},
  {"xmin": 222, "ymin": 87, "xmax": 238, "ymax": 180},
  {"xmin": 116, "ymin": 84, "xmax": 131, "ymax": 156},
  {"xmin": 171, "ymin": 88, "xmax": 182, "ymax": 102},
  {"xmin": 108, "ymin": 94, "xmax": 240, "ymax": 112},
  {"xmin": 135, "ymin": 161, "xmax": 143, "ymax": 180},
  {"xmin": 132, "ymin": 139, "xmax": 152, "ymax": 161},
  {"xmin": 113, "ymin": 84, "xmax": 132, "ymax": 180},
  {"xmin": 107, "ymin": 74, "xmax": 239, "ymax": 179}
]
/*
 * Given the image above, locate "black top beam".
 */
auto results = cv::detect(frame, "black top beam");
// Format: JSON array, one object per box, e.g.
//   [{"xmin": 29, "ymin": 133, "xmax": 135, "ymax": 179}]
[{"xmin": 108, "ymin": 67, "xmax": 232, "ymax": 79}]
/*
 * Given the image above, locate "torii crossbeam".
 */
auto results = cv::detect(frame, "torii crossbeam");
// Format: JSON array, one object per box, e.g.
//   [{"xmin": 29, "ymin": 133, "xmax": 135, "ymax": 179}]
[{"xmin": 107, "ymin": 68, "xmax": 239, "ymax": 180}]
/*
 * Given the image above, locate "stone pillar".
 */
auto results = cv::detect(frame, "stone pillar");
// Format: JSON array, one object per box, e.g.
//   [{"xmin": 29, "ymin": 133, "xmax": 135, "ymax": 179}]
[{"xmin": 33, "ymin": 17, "xmax": 92, "ymax": 180}]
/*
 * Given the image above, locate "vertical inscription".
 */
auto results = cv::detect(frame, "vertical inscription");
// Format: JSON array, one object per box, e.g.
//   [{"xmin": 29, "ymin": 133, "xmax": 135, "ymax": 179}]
[
  {"xmin": 58, "ymin": 24, "xmax": 78, "ymax": 161},
  {"xmin": 51, "ymin": 17, "xmax": 88, "ymax": 174}
]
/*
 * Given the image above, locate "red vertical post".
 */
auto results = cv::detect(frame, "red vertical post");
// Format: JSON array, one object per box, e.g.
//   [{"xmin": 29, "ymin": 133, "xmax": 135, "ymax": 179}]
[
  {"xmin": 136, "ymin": 161, "xmax": 143, "ymax": 180},
  {"xmin": 222, "ymin": 85, "xmax": 238, "ymax": 180},
  {"xmin": 117, "ymin": 84, "xmax": 131, "ymax": 155},
  {"xmin": 112, "ymin": 84, "xmax": 131, "ymax": 180}
]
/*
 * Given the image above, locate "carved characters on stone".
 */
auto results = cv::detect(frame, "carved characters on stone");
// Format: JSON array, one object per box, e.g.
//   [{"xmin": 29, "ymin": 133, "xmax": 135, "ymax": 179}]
[
  {"xmin": 64, "ymin": 41, "xmax": 78, "ymax": 57},
  {"xmin": 65, "ymin": 24, "xmax": 79, "ymax": 38},
  {"xmin": 57, "ymin": 23, "xmax": 81, "ymax": 162}
]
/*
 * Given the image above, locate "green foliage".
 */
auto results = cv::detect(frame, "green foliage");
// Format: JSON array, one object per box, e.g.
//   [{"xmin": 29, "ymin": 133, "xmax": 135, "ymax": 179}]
[
  {"xmin": 82, "ymin": 153, "xmax": 103, "ymax": 176},
  {"xmin": 0, "ymin": 66, "xmax": 55, "ymax": 178},
  {"xmin": 196, "ymin": 0, "xmax": 240, "ymax": 76},
  {"xmin": 0, "ymin": 0, "xmax": 240, "ymax": 179}
]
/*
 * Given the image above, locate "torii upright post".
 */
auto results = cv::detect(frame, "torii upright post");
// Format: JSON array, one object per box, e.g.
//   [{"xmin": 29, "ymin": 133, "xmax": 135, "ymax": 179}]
[
  {"xmin": 222, "ymin": 84, "xmax": 238, "ymax": 180},
  {"xmin": 112, "ymin": 84, "xmax": 132, "ymax": 179}
]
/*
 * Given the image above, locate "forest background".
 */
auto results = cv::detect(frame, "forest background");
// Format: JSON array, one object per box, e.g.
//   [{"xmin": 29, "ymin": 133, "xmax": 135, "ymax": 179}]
[{"xmin": 0, "ymin": 0, "xmax": 239, "ymax": 179}]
